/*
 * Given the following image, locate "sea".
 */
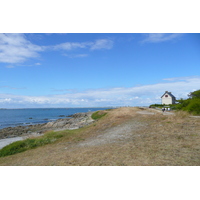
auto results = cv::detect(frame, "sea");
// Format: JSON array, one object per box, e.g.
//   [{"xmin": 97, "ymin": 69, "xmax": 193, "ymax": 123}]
[{"xmin": 0, "ymin": 107, "xmax": 113, "ymax": 129}]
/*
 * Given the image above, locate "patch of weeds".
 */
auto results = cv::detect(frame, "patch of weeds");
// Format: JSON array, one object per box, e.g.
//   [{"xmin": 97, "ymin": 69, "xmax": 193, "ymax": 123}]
[
  {"xmin": 175, "ymin": 111, "xmax": 190, "ymax": 119},
  {"xmin": 0, "ymin": 132, "xmax": 63, "ymax": 157},
  {"xmin": 182, "ymin": 144, "xmax": 192, "ymax": 148},
  {"xmin": 105, "ymin": 108, "xmax": 114, "ymax": 111},
  {"xmin": 74, "ymin": 137, "xmax": 85, "ymax": 142},
  {"xmin": 176, "ymin": 135, "xmax": 185, "ymax": 140},
  {"xmin": 91, "ymin": 111, "xmax": 107, "ymax": 120}
]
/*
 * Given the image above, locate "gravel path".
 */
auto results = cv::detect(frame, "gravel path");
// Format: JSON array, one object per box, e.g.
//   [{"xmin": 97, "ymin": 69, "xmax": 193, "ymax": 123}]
[
  {"xmin": 78, "ymin": 120, "xmax": 146, "ymax": 147},
  {"xmin": 77, "ymin": 108, "xmax": 174, "ymax": 148}
]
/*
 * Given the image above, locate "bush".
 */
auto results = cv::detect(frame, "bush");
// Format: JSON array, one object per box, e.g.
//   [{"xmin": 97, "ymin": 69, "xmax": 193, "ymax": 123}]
[
  {"xmin": 91, "ymin": 111, "xmax": 107, "ymax": 120},
  {"xmin": 175, "ymin": 89, "xmax": 200, "ymax": 115},
  {"xmin": 185, "ymin": 99, "xmax": 200, "ymax": 115},
  {"xmin": 149, "ymin": 104, "xmax": 163, "ymax": 108}
]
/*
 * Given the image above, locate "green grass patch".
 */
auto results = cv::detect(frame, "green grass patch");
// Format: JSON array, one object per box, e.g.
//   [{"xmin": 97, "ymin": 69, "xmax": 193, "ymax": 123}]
[
  {"xmin": 0, "ymin": 131, "xmax": 63, "ymax": 157},
  {"xmin": 105, "ymin": 108, "xmax": 114, "ymax": 111},
  {"xmin": 91, "ymin": 111, "xmax": 107, "ymax": 120}
]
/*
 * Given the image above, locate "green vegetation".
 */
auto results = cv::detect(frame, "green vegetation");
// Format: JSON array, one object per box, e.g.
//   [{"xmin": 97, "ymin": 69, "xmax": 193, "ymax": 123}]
[
  {"xmin": 149, "ymin": 104, "xmax": 163, "ymax": 108},
  {"xmin": 175, "ymin": 91, "xmax": 200, "ymax": 115},
  {"xmin": 0, "ymin": 131, "xmax": 63, "ymax": 157},
  {"xmin": 150, "ymin": 90, "xmax": 200, "ymax": 115},
  {"xmin": 149, "ymin": 104, "xmax": 176, "ymax": 109},
  {"xmin": 0, "ymin": 110, "xmax": 109, "ymax": 158},
  {"xmin": 91, "ymin": 111, "xmax": 107, "ymax": 120}
]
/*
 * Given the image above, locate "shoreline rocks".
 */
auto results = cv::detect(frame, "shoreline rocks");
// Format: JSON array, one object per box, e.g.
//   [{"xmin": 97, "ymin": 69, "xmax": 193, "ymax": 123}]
[{"xmin": 0, "ymin": 112, "xmax": 95, "ymax": 139}]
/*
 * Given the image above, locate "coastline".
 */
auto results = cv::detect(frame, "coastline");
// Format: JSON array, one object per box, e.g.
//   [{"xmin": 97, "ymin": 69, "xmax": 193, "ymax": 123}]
[
  {"xmin": 0, "ymin": 107, "xmax": 112, "ymax": 130},
  {"xmin": 0, "ymin": 111, "xmax": 95, "ymax": 148}
]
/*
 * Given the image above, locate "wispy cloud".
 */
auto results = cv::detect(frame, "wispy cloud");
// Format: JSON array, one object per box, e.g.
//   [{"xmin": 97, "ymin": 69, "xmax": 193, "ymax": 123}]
[
  {"xmin": 53, "ymin": 42, "xmax": 90, "ymax": 51},
  {"xmin": 53, "ymin": 39, "xmax": 114, "ymax": 51},
  {"xmin": 0, "ymin": 76, "xmax": 199, "ymax": 108},
  {"xmin": 0, "ymin": 34, "xmax": 114, "ymax": 65},
  {"xmin": 35, "ymin": 62, "xmax": 41, "ymax": 65},
  {"xmin": 141, "ymin": 33, "xmax": 183, "ymax": 43},
  {"xmin": 63, "ymin": 54, "xmax": 88, "ymax": 58},
  {"xmin": 90, "ymin": 39, "xmax": 114, "ymax": 50},
  {"xmin": 0, "ymin": 33, "xmax": 45, "ymax": 64},
  {"xmin": 0, "ymin": 85, "xmax": 26, "ymax": 90},
  {"xmin": 51, "ymin": 88, "xmax": 77, "ymax": 93}
]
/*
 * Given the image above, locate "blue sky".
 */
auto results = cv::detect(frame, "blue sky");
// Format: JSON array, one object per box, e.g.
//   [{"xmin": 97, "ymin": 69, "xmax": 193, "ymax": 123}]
[{"xmin": 0, "ymin": 33, "xmax": 200, "ymax": 108}]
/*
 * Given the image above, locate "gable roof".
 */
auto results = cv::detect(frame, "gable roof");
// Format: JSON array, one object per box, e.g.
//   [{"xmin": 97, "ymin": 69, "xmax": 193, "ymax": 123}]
[{"xmin": 161, "ymin": 91, "xmax": 176, "ymax": 99}]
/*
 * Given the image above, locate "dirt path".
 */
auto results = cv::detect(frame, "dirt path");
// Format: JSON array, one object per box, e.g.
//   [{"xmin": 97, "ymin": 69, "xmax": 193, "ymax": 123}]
[
  {"xmin": 137, "ymin": 108, "xmax": 174, "ymax": 115},
  {"xmin": 76, "ymin": 108, "xmax": 174, "ymax": 148},
  {"xmin": 78, "ymin": 119, "xmax": 147, "ymax": 147}
]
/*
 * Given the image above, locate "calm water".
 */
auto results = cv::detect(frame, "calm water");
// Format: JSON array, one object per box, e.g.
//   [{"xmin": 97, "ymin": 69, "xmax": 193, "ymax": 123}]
[{"xmin": 0, "ymin": 108, "xmax": 112, "ymax": 129}]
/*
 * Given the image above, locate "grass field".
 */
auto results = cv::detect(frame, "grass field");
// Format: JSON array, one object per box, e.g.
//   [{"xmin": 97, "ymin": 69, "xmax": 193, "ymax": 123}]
[{"xmin": 0, "ymin": 107, "xmax": 200, "ymax": 166}]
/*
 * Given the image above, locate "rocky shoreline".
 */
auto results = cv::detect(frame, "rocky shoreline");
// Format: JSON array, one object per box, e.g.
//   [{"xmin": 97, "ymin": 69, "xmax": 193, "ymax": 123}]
[{"xmin": 0, "ymin": 112, "xmax": 95, "ymax": 139}]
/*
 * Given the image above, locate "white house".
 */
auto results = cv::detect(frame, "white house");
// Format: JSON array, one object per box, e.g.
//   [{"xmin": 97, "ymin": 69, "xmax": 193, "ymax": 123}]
[{"xmin": 161, "ymin": 91, "xmax": 176, "ymax": 105}]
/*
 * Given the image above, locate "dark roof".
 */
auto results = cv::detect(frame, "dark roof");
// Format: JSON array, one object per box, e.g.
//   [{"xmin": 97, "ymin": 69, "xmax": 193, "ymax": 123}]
[{"xmin": 161, "ymin": 91, "xmax": 176, "ymax": 99}]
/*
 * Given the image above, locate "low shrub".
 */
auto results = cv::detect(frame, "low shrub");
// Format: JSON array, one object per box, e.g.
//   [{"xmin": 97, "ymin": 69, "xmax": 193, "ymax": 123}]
[
  {"xmin": 149, "ymin": 104, "xmax": 163, "ymax": 108},
  {"xmin": 0, "ymin": 132, "xmax": 63, "ymax": 157},
  {"xmin": 185, "ymin": 99, "xmax": 200, "ymax": 115},
  {"xmin": 174, "ymin": 89, "xmax": 200, "ymax": 115},
  {"xmin": 91, "ymin": 111, "xmax": 107, "ymax": 120}
]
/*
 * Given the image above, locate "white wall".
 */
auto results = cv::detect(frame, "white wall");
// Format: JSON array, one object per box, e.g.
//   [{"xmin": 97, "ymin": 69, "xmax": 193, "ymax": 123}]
[{"xmin": 162, "ymin": 97, "xmax": 172, "ymax": 105}]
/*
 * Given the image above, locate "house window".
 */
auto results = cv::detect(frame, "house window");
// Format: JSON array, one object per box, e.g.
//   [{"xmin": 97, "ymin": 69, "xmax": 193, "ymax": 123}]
[{"xmin": 165, "ymin": 95, "xmax": 168, "ymax": 97}]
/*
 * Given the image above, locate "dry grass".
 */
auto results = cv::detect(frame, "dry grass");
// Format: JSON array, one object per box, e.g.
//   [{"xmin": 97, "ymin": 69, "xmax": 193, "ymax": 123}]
[{"xmin": 0, "ymin": 107, "xmax": 200, "ymax": 166}]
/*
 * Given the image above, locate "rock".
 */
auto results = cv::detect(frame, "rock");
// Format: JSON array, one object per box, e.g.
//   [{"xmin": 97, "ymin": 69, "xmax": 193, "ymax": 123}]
[
  {"xmin": 0, "ymin": 111, "xmax": 95, "ymax": 139},
  {"xmin": 27, "ymin": 131, "xmax": 32, "ymax": 134},
  {"xmin": 43, "ymin": 122, "xmax": 54, "ymax": 128}
]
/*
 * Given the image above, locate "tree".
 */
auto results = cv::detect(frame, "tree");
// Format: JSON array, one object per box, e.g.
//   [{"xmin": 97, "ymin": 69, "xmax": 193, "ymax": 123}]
[
  {"xmin": 175, "ymin": 90, "xmax": 200, "ymax": 115},
  {"xmin": 188, "ymin": 89, "xmax": 200, "ymax": 99}
]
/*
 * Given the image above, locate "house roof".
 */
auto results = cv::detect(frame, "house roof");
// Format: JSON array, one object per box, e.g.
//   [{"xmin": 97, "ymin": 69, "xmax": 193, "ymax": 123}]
[{"xmin": 161, "ymin": 91, "xmax": 176, "ymax": 99}]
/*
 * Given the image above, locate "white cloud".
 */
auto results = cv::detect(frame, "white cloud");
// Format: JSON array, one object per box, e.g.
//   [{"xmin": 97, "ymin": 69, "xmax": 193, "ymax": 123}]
[
  {"xmin": 0, "ymin": 34, "xmax": 114, "ymax": 65},
  {"xmin": 0, "ymin": 76, "xmax": 200, "ymax": 108},
  {"xmin": 141, "ymin": 33, "xmax": 183, "ymax": 43},
  {"xmin": 63, "ymin": 54, "xmax": 88, "ymax": 58},
  {"xmin": 0, "ymin": 98, "xmax": 11, "ymax": 103},
  {"xmin": 0, "ymin": 33, "xmax": 45, "ymax": 64},
  {"xmin": 53, "ymin": 42, "xmax": 91, "ymax": 50},
  {"xmin": 54, "ymin": 39, "xmax": 114, "ymax": 51},
  {"xmin": 35, "ymin": 62, "xmax": 41, "ymax": 65},
  {"xmin": 90, "ymin": 39, "xmax": 113, "ymax": 50}
]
